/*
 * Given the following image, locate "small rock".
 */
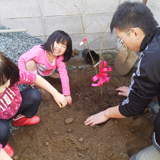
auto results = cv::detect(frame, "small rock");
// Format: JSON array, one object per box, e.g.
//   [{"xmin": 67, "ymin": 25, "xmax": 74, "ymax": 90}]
[
  {"xmin": 13, "ymin": 156, "xmax": 19, "ymax": 160},
  {"xmin": 79, "ymin": 137, "xmax": 83, "ymax": 142},
  {"xmin": 67, "ymin": 128, "xmax": 72, "ymax": 133},
  {"xmin": 45, "ymin": 142, "xmax": 49, "ymax": 146},
  {"xmin": 77, "ymin": 152, "xmax": 83, "ymax": 157},
  {"xmin": 65, "ymin": 118, "xmax": 74, "ymax": 124},
  {"xmin": 54, "ymin": 132, "xmax": 58, "ymax": 135}
]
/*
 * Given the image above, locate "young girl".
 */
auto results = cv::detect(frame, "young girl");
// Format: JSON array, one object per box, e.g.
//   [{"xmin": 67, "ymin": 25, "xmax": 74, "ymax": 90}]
[
  {"xmin": 0, "ymin": 52, "xmax": 68, "ymax": 158},
  {"xmin": 18, "ymin": 30, "xmax": 72, "ymax": 104}
]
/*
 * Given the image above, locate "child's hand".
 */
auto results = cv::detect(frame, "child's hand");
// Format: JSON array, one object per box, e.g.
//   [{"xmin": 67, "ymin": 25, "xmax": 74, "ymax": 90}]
[
  {"xmin": 65, "ymin": 95, "xmax": 72, "ymax": 105},
  {"xmin": 53, "ymin": 92, "xmax": 68, "ymax": 108},
  {"xmin": 116, "ymin": 86, "xmax": 129, "ymax": 97}
]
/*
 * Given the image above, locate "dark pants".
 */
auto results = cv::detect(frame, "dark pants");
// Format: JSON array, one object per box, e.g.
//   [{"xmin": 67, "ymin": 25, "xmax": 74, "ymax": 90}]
[{"xmin": 0, "ymin": 88, "xmax": 41, "ymax": 148}]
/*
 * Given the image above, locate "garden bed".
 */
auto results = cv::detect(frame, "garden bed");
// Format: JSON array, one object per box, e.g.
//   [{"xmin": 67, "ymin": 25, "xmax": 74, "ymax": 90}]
[{"xmin": 9, "ymin": 54, "xmax": 154, "ymax": 160}]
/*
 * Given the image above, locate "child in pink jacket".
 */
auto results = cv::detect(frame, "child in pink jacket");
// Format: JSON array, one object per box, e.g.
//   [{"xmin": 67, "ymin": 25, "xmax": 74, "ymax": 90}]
[
  {"xmin": 18, "ymin": 30, "xmax": 72, "ymax": 104},
  {"xmin": 0, "ymin": 52, "xmax": 68, "ymax": 158}
]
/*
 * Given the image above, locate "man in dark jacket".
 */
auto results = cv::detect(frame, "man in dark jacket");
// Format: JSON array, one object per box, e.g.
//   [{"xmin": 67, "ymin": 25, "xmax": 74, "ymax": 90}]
[{"xmin": 84, "ymin": 2, "xmax": 160, "ymax": 160}]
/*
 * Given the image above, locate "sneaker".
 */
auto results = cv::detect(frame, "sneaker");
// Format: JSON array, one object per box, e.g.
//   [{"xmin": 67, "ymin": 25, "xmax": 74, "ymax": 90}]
[
  {"xmin": 3, "ymin": 143, "xmax": 14, "ymax": 157},
  {"xmin": 150, "ymin": 101, "xmax": 160, "ymax": 115},
  {"xmin": 130, "ymin": 145, "xmax": 160, "ymax": 160},
  {"xmin": 12, "ymin": 115, "xmax": 40, "ymax": 127}
]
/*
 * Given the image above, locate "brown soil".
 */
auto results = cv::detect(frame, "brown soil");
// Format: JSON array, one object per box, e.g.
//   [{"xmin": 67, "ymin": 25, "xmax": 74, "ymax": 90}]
[{"xmin": 9, "ymin": 53, "xmax": 154, "ymax": 160}]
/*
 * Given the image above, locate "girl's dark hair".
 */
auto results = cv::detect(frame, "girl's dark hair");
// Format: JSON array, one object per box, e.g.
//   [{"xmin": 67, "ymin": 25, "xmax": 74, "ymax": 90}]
[
  {"xmin": 110, "ymin": 2, "xmax": 158, "ymax": 34},
  {"xmin": 0, "ymin": 52, "xmax": 19, "ymax": 87},
  {"xmin": 41, "ymin": 30, "xmax": 72, "ymax": 62}
]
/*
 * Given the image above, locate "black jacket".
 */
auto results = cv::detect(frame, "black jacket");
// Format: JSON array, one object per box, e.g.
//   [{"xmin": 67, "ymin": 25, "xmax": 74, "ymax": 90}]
[{"xmin": 119, "ymin": 27, "xmax": 160, "ymax": 117}]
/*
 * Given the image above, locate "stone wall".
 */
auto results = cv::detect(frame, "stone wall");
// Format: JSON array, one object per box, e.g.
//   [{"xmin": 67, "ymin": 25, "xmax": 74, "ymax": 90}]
[{"xmin": 0, "ymin": 0, "xmax": 159, "ymax": 52}]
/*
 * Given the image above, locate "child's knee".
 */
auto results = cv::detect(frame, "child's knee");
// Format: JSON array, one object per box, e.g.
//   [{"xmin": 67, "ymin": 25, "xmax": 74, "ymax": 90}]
[{"xmin": 26, "ymin": 60, "xmax": 37, "ymax": 71}]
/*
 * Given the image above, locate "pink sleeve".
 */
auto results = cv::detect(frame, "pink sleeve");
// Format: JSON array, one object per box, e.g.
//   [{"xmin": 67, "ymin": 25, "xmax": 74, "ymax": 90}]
[
  {"xmin": 17, "ymin": 71, "xmax": 36, "ymax": 85},
  {"xmin": 18, "ymin": 45, "xmax": 42, "ymax": 72},
  {"xmin": 56, "ymin": 56, "xmax": 70, "ymax": 95}
]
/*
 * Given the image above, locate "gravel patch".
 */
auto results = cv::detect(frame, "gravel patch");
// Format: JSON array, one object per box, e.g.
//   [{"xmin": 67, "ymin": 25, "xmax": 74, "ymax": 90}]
[{"xmin": 0, "ymin": 25, "xmax": 44, "ymax": 63}]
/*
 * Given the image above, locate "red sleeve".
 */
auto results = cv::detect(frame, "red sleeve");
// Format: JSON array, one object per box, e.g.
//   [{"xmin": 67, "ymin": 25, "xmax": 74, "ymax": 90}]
[{"xmin": 17, "ymin": 71, "xmax": 36, "ymax": 85}]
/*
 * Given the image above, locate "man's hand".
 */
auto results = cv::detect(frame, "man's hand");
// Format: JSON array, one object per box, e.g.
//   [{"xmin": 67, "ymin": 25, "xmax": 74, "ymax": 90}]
[
  {"xmin": 116, "ymin": 86, "xmax": 129, "ymax": 97},
  {"xmin": 84, "ymin": 110, "xmax": 109, "ymax": 126}
]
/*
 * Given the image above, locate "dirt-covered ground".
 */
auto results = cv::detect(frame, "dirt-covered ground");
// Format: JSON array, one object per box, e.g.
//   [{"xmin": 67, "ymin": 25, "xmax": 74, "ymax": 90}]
[{"xmin": 9, "ymin": 54, "xmax": 155, "ymax": 160}]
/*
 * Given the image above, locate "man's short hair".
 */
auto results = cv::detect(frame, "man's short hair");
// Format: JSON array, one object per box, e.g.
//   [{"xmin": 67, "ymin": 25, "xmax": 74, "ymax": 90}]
[{"xmin": 110, "ymin": 2, "xmax": 158, "ymax": 34}]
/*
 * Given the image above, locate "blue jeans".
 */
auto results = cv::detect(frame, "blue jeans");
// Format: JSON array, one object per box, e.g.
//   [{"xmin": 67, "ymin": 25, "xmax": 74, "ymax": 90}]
[{"xmin": 0, "ymin": 88, "xmax": 41, "ymax": 148}]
